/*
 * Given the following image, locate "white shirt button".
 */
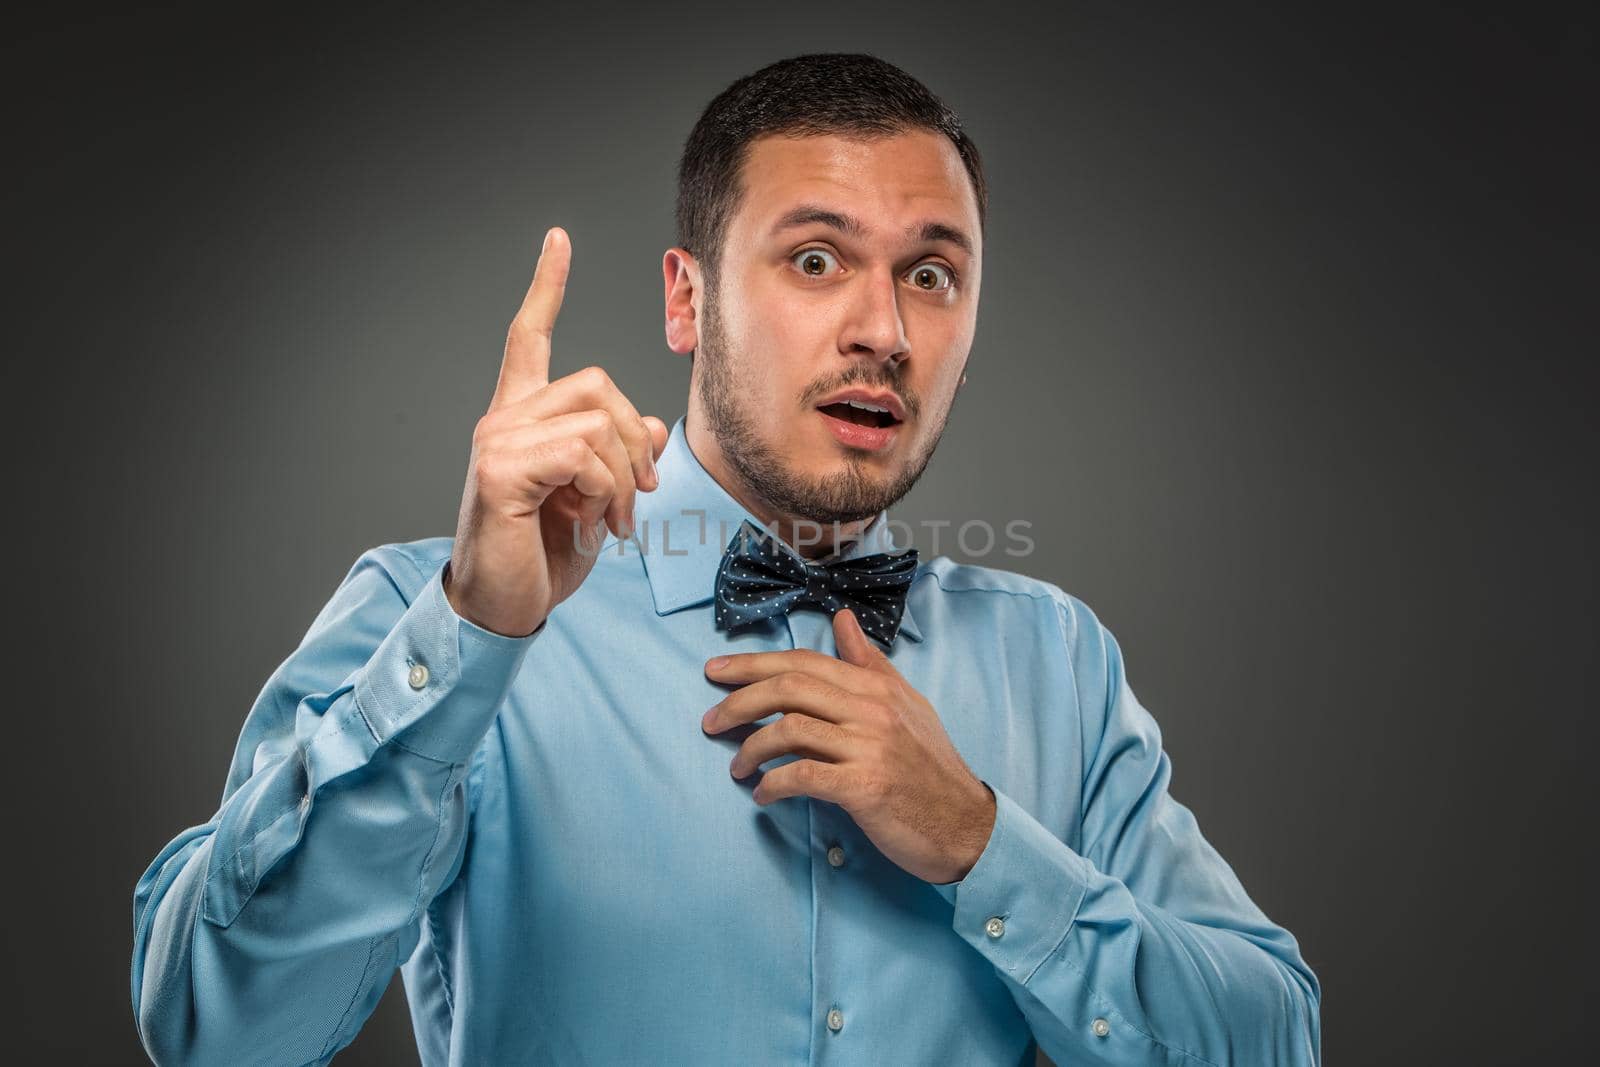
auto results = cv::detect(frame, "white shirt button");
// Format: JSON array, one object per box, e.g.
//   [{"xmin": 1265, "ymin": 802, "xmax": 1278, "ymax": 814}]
[
  {"xmin": 1092, "ymin": 1017, "xmax": 1111, "ymax": 1038},
  {"xmin": 826, "ymin": 1008, "xmax": 844, "ymax": 1032},
  {"xmin": 407, "ymin": 663, "xmax": 429, "ymax": 690},
  {"xmin": 985, "ymin": 916, "xmax": 1006, "ymax": 939},
  {"xmin": 827, "ymin": 846, "xmax": 845, "ymax": 868}
]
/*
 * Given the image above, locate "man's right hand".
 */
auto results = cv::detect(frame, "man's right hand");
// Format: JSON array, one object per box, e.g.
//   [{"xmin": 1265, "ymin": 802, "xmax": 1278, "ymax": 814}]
[{"xmin": 445, "ymin": 226, "xmax": 670, "ymax": 638}]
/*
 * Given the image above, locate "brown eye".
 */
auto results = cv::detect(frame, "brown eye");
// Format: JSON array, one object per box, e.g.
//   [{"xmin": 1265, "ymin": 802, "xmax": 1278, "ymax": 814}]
[
  {"xmin": 909, "ymin": 262, "xmax": 954, "ymax": 291},
  {"xmin": 793, "ymin": 248, "xmax": 839, "ymax": 276}
]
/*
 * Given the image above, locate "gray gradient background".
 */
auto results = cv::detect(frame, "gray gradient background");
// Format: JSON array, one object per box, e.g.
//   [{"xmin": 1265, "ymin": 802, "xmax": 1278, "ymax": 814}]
[{"xmin": 6, "ymin": 3, "xmax": 1593, "ymax": 1064}]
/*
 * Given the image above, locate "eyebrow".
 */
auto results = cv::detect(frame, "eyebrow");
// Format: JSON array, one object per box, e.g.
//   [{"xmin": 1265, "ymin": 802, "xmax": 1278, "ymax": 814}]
[{"xmin": 770, "ymin": 204, "xmax": 975, "ymax": 257}]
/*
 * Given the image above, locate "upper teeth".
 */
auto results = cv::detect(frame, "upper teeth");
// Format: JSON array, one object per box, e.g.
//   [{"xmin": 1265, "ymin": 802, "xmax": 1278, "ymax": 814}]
[{"xmin": 843, "ymin": 399, "xmax": 889, "ymax": 414}]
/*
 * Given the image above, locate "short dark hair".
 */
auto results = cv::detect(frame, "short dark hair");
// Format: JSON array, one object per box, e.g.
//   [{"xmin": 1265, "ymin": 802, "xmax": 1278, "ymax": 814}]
[{"xmin": 674, "ymin": 53, "xmax": 987, "ymax": 292}]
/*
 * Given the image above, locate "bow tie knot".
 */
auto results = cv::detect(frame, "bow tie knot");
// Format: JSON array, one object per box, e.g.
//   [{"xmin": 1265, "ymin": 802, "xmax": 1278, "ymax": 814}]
[{"xmin": 713, "ymin": 519, "xmax": 919, "ymax": 647}]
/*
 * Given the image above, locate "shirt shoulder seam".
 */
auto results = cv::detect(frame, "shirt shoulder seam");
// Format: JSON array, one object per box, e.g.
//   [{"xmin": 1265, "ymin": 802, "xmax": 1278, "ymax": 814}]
[{"xmin": 921, "ymin": 566, "xmax": 1068, "ymax": 604}]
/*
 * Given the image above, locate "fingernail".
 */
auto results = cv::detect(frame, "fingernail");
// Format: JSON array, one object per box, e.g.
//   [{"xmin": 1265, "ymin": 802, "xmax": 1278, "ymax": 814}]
[
  {"xmin": 702, "ymin": 709, "xmax": 718, "ymax": 731},
  {"xmin": 707, "ymin": 656, "xmax": 729, "ymax": 672}
]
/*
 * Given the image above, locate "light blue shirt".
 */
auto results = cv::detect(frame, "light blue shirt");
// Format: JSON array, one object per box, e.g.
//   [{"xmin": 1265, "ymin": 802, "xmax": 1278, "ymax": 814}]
[{"xmin": 132, "ymin": 413, "xmax": 1319, "ymax": 1065}]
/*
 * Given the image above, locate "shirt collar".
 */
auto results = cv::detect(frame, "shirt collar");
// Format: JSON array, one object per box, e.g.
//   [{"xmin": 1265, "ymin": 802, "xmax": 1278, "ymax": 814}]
[{"xmin": 628, "ymin": 414, "xmax": 923, "ymax": 642}]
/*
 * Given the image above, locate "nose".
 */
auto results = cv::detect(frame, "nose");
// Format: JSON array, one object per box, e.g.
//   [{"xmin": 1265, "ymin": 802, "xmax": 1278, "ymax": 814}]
[{"xmin": 839, "ymin": 267, "xmax": 910, "ymax": 365}]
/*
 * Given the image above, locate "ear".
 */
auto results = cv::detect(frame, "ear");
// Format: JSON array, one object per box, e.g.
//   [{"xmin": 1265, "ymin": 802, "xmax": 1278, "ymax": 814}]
[{"xmin": 663, "ymin": 248, "xmax": 701, "ymax": 356}]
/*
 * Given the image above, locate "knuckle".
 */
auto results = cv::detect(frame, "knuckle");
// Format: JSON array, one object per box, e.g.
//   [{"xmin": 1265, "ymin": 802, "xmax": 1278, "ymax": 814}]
[
  {"xmin": 819, "ymin": 763, "xmax": 846, "ymax": 792},
  {"xmin": 859, "ymin": 698, "xmax": 893, "ymax": 726},
  {"xmin": 557, "ymin": 436, "xmax": 592, "ymax": 466},
  {"xmin": 474, "ymin": 452, "xmax": 507, "ymax": 486},
  {"xmin": 785, "ymin": 713, "xmax": 820, "ymax": 740},
  {"xmin": 859, "ymin": 772, "xmax": 891, "ymax": 801},
  {"xmin": 509, "ymin": 315, "xmax": 549, "ymax": 343},
  {"xmin": 798, "ymin": 649, "xmax": 831, "ymax": 670},
  {"xmin": 775, "ymin": 671, "xmax": 809, "ymax": 698},
  {"xmin": 579, "ymin": 364, "xmax": 613, "ymax": 390}
]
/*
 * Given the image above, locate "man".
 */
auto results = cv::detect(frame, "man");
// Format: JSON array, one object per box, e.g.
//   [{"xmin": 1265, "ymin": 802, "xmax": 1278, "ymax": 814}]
[{"xmin": 132, "ymin": 53, "xmax": 1320, "ymax": 1065}]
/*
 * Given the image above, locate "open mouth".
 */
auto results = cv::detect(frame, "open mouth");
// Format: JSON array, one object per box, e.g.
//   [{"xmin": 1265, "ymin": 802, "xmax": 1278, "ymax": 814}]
[{"xmin": 815, "ymin": 401, "xmax": 901, "ymax": 429}]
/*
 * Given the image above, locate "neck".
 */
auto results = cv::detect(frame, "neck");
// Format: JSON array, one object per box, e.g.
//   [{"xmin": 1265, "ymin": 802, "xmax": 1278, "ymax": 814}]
[
  {"xmin": 685, "ymin": 413, "xmax": 875, "ymax": 561},
  {"xmin": 766, "ymin": 514, "xmax": 876, "ymax": 561}
]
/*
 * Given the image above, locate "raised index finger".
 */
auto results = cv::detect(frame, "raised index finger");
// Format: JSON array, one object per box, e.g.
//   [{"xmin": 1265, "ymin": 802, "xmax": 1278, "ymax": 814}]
[{"xmin": 491, "ymin": 226, "xmax": 570, "ymax": 410}]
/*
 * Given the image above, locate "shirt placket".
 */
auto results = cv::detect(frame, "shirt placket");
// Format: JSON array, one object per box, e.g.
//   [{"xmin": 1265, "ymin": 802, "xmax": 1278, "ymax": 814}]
[{"xmin": 783, "ymin": 606, "xmax": 858, "ymax": 1063}]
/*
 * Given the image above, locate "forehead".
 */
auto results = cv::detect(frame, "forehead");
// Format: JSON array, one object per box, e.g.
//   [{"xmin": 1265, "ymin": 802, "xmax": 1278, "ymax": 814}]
[{"xmin": 732, "ymin": 130, "xmax": 980, "ymax": 247}]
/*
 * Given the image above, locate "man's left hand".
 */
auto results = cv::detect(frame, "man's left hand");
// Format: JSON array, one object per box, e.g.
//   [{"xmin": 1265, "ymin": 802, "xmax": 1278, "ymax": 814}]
[{"xmin": 702, "ymin": 608, "xmax": 996, "ymax": 885}]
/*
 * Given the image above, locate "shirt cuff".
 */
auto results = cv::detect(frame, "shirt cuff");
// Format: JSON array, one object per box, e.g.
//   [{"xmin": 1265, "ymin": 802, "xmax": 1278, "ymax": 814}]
[
  {"xmin": 353, "ymin": 560, "xmax": 541, "ymax": 765},
  {"xmin": 930, "ymin": 781, "xmax": 1093, "ymax": 985}
]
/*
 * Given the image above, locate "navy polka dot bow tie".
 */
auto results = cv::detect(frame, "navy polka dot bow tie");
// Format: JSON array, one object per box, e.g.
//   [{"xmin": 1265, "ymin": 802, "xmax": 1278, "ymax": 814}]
[{"xmin": 713, "ymin": 519, "xmax": 920, "ymax": 647}]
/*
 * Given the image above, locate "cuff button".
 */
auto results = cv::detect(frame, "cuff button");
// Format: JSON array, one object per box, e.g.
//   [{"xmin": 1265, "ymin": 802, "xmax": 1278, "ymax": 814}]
[
  {"xmin": 985, "ymin": 916, "xmax": 1005, "ymax": 939},
  {"xmin": 407, "ymin": 663, "xmax": 430, "ymax": 690},
  {"xmin": 1091, "ymin": 1017, "xmax": 1111, "ymax": 1038}
]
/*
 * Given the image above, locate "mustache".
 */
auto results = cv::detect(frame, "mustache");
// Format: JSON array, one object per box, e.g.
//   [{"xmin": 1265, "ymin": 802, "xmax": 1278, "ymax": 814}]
[{"xmin": 804, "ymin": 376, "xmax": 915, "ymax": 419}]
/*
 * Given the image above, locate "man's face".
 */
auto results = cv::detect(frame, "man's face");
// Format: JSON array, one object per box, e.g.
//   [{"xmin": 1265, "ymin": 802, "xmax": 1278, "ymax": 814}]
[{"xmin": 687, "ymin": 129, "xmax": 982, "ymax": 528}]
